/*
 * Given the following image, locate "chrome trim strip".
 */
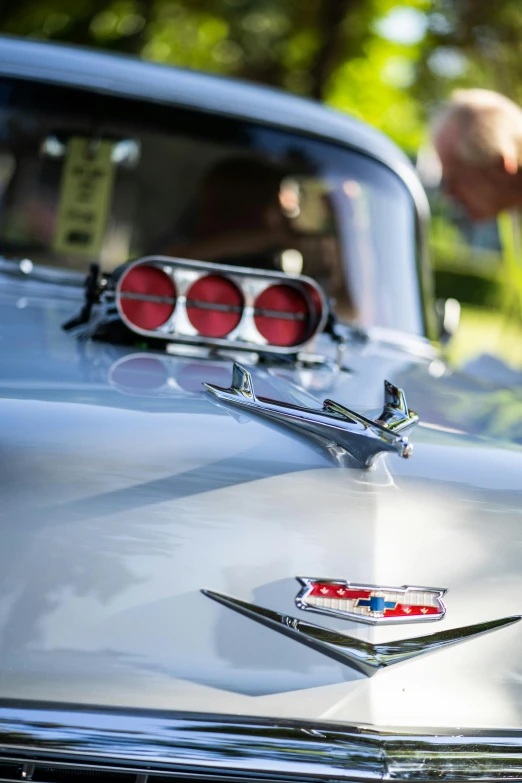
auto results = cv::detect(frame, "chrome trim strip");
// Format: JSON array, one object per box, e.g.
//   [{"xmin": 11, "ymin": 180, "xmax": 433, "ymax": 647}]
[
  {"xmin": 202, "ymin": 590, "xmax": 520, "ymax": 677},
  {"xmin": 0, "ymin": 701, "xmax": 521, "ymax": 782},
  {"xmin": 0, "ymin": 701, "xmax": 379, "ymax": 780}
]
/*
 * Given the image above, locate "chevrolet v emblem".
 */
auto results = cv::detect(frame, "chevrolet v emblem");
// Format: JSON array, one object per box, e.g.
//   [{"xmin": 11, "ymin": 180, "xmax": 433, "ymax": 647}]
[
  {"xmin": 202, "ymin": 590, "xmax": 520, "ymax": 677},
  {"xmin": 296, "ymin": 578, "xmax": 447, "ymax": 624}
]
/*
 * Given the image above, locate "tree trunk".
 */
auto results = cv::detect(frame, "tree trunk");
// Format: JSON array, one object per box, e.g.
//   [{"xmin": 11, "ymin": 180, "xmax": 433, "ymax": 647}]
[{"xmin": 308, "ymin": 0, "xmax": 362, "ymax": 100}]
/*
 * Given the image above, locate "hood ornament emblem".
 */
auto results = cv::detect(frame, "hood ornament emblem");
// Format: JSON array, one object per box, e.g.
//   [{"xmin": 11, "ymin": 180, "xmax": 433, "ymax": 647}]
[
  {"xmin": 204, "ymin": 363, "xmax": 418, "ymax": 468},
  {"xmin": 202, "ymin": 590, "xmax": 520, "ymax": 678},
  {"xmin": 296, "ymin": 578, "xmax": 447, "ymax": 625}
]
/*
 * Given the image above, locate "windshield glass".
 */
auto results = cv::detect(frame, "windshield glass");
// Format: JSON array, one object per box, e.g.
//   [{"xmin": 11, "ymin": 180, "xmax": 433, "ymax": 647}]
[{"xmin": 0, "ymin": 77, "xmax": 423, "ymax": 334}]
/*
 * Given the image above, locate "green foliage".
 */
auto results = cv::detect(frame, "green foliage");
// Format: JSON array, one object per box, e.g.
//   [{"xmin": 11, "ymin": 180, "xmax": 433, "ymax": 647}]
[
  {"xmin": 444, "ymin": 301, "xmax": 522, "ymax": 377},
  {"xmin": 434, "ymin": 270, "xmax": 504, "ymax": 308},
  {"xmin": 3, "ymin": 0, "xmax": 522, "ymax": 151},
  {"xmin": 326, "ymin": 35, "xmax": 425, "ymax": 150},
  {"xmin": 430, "ymin": 213, "xmax": 505, "ymax": 306},
  {"xmin": 414, "ymin": 0, "xmax": 522, "ymax": 107},
  {"xmin": 0, "ymin": 0, "xmax": 431, "ymax": 150}
]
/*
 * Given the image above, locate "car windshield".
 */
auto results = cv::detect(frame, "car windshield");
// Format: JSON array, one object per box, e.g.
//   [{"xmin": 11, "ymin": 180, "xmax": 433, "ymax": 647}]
[{"xmin": 0, "ymin": 77, "xmax": 423, "ymax": 335}]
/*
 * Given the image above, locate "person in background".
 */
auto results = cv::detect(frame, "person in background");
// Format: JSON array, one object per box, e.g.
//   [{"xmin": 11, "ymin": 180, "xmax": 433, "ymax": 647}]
[{"xmin": 431, "ymin": 88, "xmax": 522, "ymax": 221}]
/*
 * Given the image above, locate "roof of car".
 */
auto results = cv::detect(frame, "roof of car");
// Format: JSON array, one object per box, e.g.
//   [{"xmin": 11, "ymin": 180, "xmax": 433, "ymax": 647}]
[{"xmin": 0, "ymin": 35, "xmax": 427, "ymax": 213}]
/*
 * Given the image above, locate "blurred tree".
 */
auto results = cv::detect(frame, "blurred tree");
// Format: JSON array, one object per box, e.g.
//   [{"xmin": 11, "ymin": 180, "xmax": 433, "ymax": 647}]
[
  {"xmin": 0, "ymin": 0, "xmax": 430, "ymax": 150},
  {"xmin": 414, "ymin": 0, "xmax": 522, "ymax": 110},
  {"xmin": 2, "ymin": 0, "xmax": 522, "ymax": 153}
]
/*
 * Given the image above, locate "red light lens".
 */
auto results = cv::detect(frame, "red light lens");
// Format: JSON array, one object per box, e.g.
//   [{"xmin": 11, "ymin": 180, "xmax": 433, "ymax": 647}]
[
  {"xmin": 254, "ymin": 284, "xmax": 309, "ymax": 346},
  {"xmin": 119, "ymin": 264, "xmax": 176, "ymax": 330},
  {"xmin": 186, "ymin": 275, "xmax": 243, "ymax": 337}
]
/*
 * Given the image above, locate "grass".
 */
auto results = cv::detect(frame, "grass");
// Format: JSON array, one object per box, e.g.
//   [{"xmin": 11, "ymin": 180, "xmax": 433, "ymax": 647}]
[{"xmin": 446, "ymin": 304, "xmax": 522, "ymax": 370}]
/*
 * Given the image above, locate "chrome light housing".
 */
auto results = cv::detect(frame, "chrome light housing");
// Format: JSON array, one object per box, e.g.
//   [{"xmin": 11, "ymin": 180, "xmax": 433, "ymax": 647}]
[{"xmin": 115, "ymin": 256, "xmax": 328, "ymax": 354}]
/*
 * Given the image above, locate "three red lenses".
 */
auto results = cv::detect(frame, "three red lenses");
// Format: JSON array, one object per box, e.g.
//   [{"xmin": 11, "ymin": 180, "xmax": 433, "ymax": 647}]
[{"xmin": 116, "ymin": 257, "xmax": 327, "ymax": 353}]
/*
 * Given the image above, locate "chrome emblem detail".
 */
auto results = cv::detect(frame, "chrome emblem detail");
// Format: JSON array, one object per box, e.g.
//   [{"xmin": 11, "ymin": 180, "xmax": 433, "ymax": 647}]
[
  {"xmin": 202, "ymin": 590, "xmax": 521, "ymax": 678},
  {"xmin": 204, "ymin": 363, "xmax": 418, "ymax": 469},
  {"xmin": 296, "ymin": 578, "xmax": 447, "ymax": 624}
]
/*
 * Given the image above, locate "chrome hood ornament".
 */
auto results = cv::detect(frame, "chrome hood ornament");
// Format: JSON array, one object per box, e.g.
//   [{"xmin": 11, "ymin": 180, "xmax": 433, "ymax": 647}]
[
  {"xmin": 296, "ymin": 578, "xmax": 447, "ymax": 624},
  {"xmin": 202, "ymin": 590, "xmax": 520, "ymax": 678},
  {"xmin": 204, "ymin": 363, "xmax": 418, "ymax": 468}
]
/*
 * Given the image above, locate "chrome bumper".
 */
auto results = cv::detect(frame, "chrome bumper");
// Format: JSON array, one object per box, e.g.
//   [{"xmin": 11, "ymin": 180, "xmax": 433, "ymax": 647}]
[{"xmin": 0, "ymin": 701, "xmax": 521, "ymax": 782}]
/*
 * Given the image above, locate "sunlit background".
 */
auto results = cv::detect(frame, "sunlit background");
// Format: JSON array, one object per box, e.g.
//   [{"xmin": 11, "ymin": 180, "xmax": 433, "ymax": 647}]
[{"xmin": 2, "ymin": 0, "xmax": 522, "ymax": 370}]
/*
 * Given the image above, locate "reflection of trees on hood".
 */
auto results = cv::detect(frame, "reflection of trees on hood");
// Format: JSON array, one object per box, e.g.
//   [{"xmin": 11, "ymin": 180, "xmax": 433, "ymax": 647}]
[
  {"xmin": 404, "ymin": 363, "xmax": 522, "ymax": 444},
  {"xmin": 449, "ymin": 388, "xmax": 522, "ymax": 444}
]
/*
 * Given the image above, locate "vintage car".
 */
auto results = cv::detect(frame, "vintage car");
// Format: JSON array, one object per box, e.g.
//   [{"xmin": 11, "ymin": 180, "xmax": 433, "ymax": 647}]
[{"xmin": 0, "ymin": 35, "xmax": 521, "ymax": 782}]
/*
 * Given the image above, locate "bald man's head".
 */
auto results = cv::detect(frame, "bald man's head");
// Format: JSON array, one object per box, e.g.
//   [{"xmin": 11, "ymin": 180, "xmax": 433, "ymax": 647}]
[
  {"xmin": 431, "ymin": 89, "xmax": 522, "ymax": 220},
  {"xmin": 433, "ymin": 89, "xmax": 522, "ymax": 167}
]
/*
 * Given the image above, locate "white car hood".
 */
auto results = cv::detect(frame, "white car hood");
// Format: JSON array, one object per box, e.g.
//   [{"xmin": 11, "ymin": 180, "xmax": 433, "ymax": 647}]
[{"xmin": 1, "ymin": 274, "xmax": 521, "ymax": 730}]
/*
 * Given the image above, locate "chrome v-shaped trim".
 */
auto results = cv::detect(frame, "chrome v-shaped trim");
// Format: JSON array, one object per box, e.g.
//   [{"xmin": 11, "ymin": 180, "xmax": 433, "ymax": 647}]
[
  {"xmin": 202, "ymin": 590, "xmax": 520, "ymax": 678},
  {"xmin": 204, "ymin": 363, "xmax": 418, "ymax": 468}
]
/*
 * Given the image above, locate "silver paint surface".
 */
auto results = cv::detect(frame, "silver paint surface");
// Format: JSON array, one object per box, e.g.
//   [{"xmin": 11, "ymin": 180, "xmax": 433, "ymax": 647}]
[{"xmin": 1, "ymin": 273, "xmax": 522, "ymax": 729}]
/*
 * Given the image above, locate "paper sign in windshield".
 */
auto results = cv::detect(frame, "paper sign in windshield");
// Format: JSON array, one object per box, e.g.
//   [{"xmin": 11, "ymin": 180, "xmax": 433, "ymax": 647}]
[{"xmin": 54, "ymin": 137, "xmax": 114, "ymax": 257}]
